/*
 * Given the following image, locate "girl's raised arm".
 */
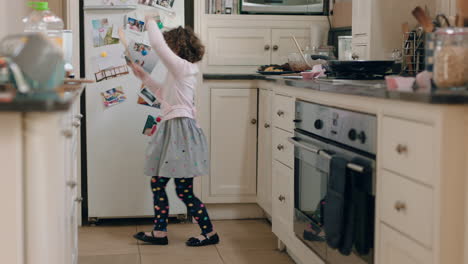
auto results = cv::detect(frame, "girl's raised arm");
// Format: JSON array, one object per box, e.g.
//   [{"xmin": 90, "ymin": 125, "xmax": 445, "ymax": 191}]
[{"xmin": 146, "ymin": 19, "xmax": 187, "ymax": 78}]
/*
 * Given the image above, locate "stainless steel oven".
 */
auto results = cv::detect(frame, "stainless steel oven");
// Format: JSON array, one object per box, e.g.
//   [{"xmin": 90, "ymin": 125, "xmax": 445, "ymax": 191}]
[
  {"xmin": 240, "ymin": 0, "xmax": 326, "ymax": 14},
  {"xmin": 291, "ymin": 100, "xmax": 377, "ymax": 264}
]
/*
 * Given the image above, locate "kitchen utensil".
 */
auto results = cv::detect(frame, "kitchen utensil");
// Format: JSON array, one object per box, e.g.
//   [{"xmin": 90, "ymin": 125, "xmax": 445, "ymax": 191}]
[
  {"xmin": 412, "ymin": 6, "xmax": 435, "ymax": 33},
  {"xmin": 291, "ymin": 35, "xmax": 310, "ymax": 66},
  {"xmin": 434, "ymin": 14, "xmax": 451, "ymax": 27},
  {"xmin": 327, "ymin": 60, "xmax": 395, "ymax": 79},
  {"xmin": 402, "ymin": 23, "xmax": 414, "ymax": 73}
]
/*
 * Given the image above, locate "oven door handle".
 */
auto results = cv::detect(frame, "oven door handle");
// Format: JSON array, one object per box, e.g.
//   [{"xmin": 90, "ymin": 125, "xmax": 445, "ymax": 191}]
[
  {"xmin": 287, "ymin": 137, "xmax": 320, "ymax": 154},
  {"xmin": 288, "ymin": 137, "xmax": 365, "ymax": 173}
]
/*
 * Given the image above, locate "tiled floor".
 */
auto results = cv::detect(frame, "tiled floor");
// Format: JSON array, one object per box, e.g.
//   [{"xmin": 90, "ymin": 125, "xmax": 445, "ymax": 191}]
[{"xmin": 79, "ymin": 219, "xmax": 295, "ymax": 264}]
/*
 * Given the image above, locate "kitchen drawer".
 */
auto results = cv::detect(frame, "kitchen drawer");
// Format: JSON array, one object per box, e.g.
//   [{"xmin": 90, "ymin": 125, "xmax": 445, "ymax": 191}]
[
  {"xmin": 380, "ymin": 170, "xmax": 433, "ymax": 248},
  {"xmin": 272, "ymin": 128, "xmax": 294, "ymax": 168},
  {"xmin": 379, "ymin": 223, "xmax": 433, "ymax": 264},
  {"xmin": 272, "ymin": 160, "xmax": 294, "ymax": 242},
  {"xmin": 273, "ymin": 94, "xmax": 294, "ymax": 133},
  {"xmin": 381, "ymin": 116, "xmax": 435, "ymax": 185}
]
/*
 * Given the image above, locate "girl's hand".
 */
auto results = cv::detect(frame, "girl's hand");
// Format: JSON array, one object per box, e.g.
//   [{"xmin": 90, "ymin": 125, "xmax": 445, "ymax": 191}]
[
  {"xmin": 129, "ymin": 62, "xmax": 149, "ymax": 81},
  {"xmin": 145, "ymin": 14, "xmax": 157, "ymax": 24}
]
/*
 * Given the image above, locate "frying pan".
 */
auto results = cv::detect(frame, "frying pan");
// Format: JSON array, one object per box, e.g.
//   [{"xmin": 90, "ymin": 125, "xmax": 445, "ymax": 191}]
[{"xmin": 327, "ymin": 60, "xmax": 395, "ymax": 77}]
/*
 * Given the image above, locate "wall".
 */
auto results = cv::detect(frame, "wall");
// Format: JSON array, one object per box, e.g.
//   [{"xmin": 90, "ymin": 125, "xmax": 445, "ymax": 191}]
[{"xmin": 0, "ymin": 0, "xmax": 29, "ymax": 39}]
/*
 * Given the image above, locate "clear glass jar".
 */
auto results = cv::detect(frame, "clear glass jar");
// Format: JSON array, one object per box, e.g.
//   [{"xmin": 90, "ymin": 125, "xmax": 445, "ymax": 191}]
[
  {"xmin": 433, "ymin": 28, "xmax": 468, "ymax": 89},
  {"xmin": 338, "ymin": 36, "xmax": 353, "ymax": 61},
  {"xmin": 288, "ymin": 53, "xmax": 310, "ymax": 72}
]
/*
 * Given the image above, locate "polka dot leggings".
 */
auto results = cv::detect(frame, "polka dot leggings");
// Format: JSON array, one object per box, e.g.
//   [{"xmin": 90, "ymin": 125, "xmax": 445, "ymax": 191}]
[{"xmin": 151, "ymin": 176, "xmax": 214, "ymax": 235}]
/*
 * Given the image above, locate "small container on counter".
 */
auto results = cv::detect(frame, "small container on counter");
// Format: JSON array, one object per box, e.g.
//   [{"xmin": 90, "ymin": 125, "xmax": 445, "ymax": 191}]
[
  {"xmin": 288, "ymin": 52, "xmax": 311, "ymax": 72},
  {"xmin": 338, "ymin": 36, "xmax": 353, "ymax": 61},
  {"xmin": 433, "ymin": 27, "xmax": 468, "ymax": 89}
]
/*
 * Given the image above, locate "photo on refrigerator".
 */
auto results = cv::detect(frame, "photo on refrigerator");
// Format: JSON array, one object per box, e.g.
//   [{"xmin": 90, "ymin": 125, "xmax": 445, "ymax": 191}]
[
  {"xmin": 101, "ymin": 86, "xmax": 127, "ymax": 108},
  {"xmin": 128, "ymin": 40, "xmax": 159, "ymax": 73},
  {"xmin": 137, "ymin": 87, "xmax": 161, "ymax": 108},
  {"xmin": 138, "ymin": 0, "xmax": 175, "ymax": 8},
  {"xmin": 126, "ymin": 17, "xmax": 146, "ymax": 33},
  {"xmin": 91, "ymin": 18, "xmax": 120, "ymax": 47}
]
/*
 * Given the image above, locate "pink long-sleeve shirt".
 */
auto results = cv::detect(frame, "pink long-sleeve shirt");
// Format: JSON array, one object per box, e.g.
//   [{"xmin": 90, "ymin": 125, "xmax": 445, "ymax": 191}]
[{"xmin": 142, "ymin": 20, "xmax": 199, "ymax": 122}]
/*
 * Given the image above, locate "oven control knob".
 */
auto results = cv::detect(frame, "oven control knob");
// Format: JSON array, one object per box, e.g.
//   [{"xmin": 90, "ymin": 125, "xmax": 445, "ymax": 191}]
[
  {"xmin": 348, "ymin": 129, "xmax": 357, "ymax": 141},
  {"xmin": 357, "ymin": 131, "xmax": 367, "ymax": 144},
  {"xmin": 314, "ymin": 119, "xmax": 323, "ymax": 130}
]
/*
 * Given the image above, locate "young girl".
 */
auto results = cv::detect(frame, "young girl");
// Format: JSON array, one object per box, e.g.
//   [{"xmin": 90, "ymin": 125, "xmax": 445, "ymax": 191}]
[{"xmin": 130, "ymin": 17, "xmax": 218, "ymax": 247}]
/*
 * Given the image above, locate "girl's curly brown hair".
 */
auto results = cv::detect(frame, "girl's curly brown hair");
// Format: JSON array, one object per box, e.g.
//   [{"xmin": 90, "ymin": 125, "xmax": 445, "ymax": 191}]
[{"xmin": 163, "ymin": 26, "xmax": 205, "ymax": 63}]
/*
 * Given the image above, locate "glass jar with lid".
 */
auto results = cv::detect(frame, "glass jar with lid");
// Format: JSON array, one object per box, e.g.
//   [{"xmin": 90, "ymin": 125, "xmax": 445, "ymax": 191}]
[{"xmin": 433, "ymin": 28, "xmax": 468, "ymax": 89}]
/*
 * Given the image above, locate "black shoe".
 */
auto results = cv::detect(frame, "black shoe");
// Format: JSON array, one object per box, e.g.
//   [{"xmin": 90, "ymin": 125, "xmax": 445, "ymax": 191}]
[
  {"xmin": 186, "ymin": 233, "xmax": 220, "ymax": 247},
  {"xmin": 133, "ymin": 231, "xmax": 168, "ymax": 245}
]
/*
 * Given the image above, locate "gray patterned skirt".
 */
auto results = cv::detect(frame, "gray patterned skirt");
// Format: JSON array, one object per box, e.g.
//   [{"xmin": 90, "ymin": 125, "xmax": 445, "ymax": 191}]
[{"xmin": 144, "ymin": 117, "xmax": 209, "ymax": 178}]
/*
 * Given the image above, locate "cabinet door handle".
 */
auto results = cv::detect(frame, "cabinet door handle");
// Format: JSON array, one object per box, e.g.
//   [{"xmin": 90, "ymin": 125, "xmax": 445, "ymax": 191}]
[
  {"xmin": 273, "ymin": 45, "xmax": 279, "ymax": 51},
  {"xmin": 75, "ymin": 197, "xmax": 84, "ymax": 203},
  {"xmin": 67, "ymin": 181, "xmax": 78, "ymax": 188},
  {"xmin": 72, "ymin": 121, "xmax": 81, "ymax": 128},
  {"xmin": 277, "ymin": 144, "xmax": 284, "ymax": 151},
  {"xmin": 278, "ymin": 195, "xmax": 285, "ymax": 202},
  {"xmin": 75, "ymin": 114, "xmax": 83, "ymax": 120},
  {"xmin": 396, "ymin": 144, "xmax": 408, "ymax": 154},
  {"xmin": 394, "ymin": 201, "xmax": 406, "ymax": 211},
  {"xmin": 251, "ymin": 118, "xmax": 257, "ymax": 125},
  {"xmin": 264, "ymin": 123, "xmax": 270, "ymax": 128},
  {"xmin": 264, "ymin": 44, "xmax": 271, "ymax": 51},
  {"xmin": 277, "ymin": 110, "xmax": 284, "ymax": 117},
  {"xmin": 62, "ymin": 129, "xmax": 73, "ymax": 138}
]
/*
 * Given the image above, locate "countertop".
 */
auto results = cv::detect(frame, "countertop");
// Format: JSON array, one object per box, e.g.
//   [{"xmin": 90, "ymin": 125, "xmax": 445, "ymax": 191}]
[
  {"xmin": 203, "ymin": 74, "xmax": 468, "ymax": 104},
  {"xmin": 0, "ymin": 86, "xmax": 85, "ymax": 112}
]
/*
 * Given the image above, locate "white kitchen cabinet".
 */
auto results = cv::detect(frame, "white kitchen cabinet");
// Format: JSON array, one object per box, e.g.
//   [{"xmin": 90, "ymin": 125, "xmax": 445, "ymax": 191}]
[
  {"xmin": 207, "ymin": 27, "xmax": 310, "ymax": 67},
  {"xmin": 207, "ymin": 28, "xmax": 271, "ymax": 66},
  {"xmin": 257, "ymin": 88, "xmax": 273, "ymax": 216},
  {"xmin": 379, "ymin": 224, "xmax": 433, "ymax": 264},
  {"xmin": 0, "ymin": 93, "xmax": 81, "ymax": 264},
  {"xmin": 272, "ymin": 160, "xmax": 294, "ymax": 244},
  {"xmin": 207, "ymin": 88, "xmax": 258, "ymax": 203},
  {"xmin": 271, "ymin": 28, "xmax": 310, "ymax": 65}
]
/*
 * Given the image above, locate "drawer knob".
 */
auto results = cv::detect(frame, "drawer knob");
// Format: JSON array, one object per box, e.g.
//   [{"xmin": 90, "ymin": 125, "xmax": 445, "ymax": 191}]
[
  {"xmin": 62, "ymin": 129, "xmax": 73, "ymax": 138},
  {"xmin": 278, "ymin": 195, "xmax": 285, "ymax": 202},
  {"xmin": 277, "ymin": 110, "xmax": 285, "ymax": 117},
  {"xmin": 264, "ymin": 44, "xmax": 270, "ymax": 51},
  {"xmin": 273, "ymin": 45, "xmax": 279, "ymax": 51},
  {"xmin": 67, "ymin": 181, "xmax": 78, "ymax": 188},
  {"xmin": 394, "ymin": 201, "xmax": 406, "ymax": 211},
  {"xmin": 251, "ymin": 118, "xmax": 257, "ymax": 125},
  {"xmin": 277, "ymin": 144, "xmax": 284, "ymax": 151},
  {"xmin": 396, "ymin": 144, "xmax": 408, "ymax": 154},
  {"xmin": 72, "ymin": 121, "xmax": 81, "ymax": 128},
  {"xmin": 75, "ymin": 197, "xmax": 84, "ymax": 203},
  {"xmin": 264, "ymin": 123, "xmax": 270, "ymax": 128}
]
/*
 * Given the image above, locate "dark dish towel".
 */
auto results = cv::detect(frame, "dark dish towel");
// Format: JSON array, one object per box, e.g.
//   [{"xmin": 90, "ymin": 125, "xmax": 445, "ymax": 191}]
[
  {"xmin": 350, "ymin": 157, "xmax": 375, "ymax": 256},
  {"xmin": 338, "ymin": 166, "xmax": 355, "ymax": 256},
  {"xmin": 324, "ymin": 155, "xmax": 348, "ymax": 249}
]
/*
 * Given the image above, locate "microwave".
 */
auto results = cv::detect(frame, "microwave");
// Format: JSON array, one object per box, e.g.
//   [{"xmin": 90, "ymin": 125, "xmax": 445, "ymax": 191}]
[{"xmin": 240, "ymin": 0, "xmax": 327, "ymax": 15}]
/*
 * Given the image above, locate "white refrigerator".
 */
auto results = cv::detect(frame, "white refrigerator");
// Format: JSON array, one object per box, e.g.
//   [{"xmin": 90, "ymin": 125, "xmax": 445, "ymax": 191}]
[{"xmin": 83, "ymin": 0, "xmax": 186, "ymax": 220}]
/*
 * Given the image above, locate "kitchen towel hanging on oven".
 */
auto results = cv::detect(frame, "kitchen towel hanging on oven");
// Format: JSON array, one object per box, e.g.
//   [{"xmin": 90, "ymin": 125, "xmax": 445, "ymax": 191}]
[{"xmin": 324, "ymin": 155, "xmax": 374, "ymax": 255}]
